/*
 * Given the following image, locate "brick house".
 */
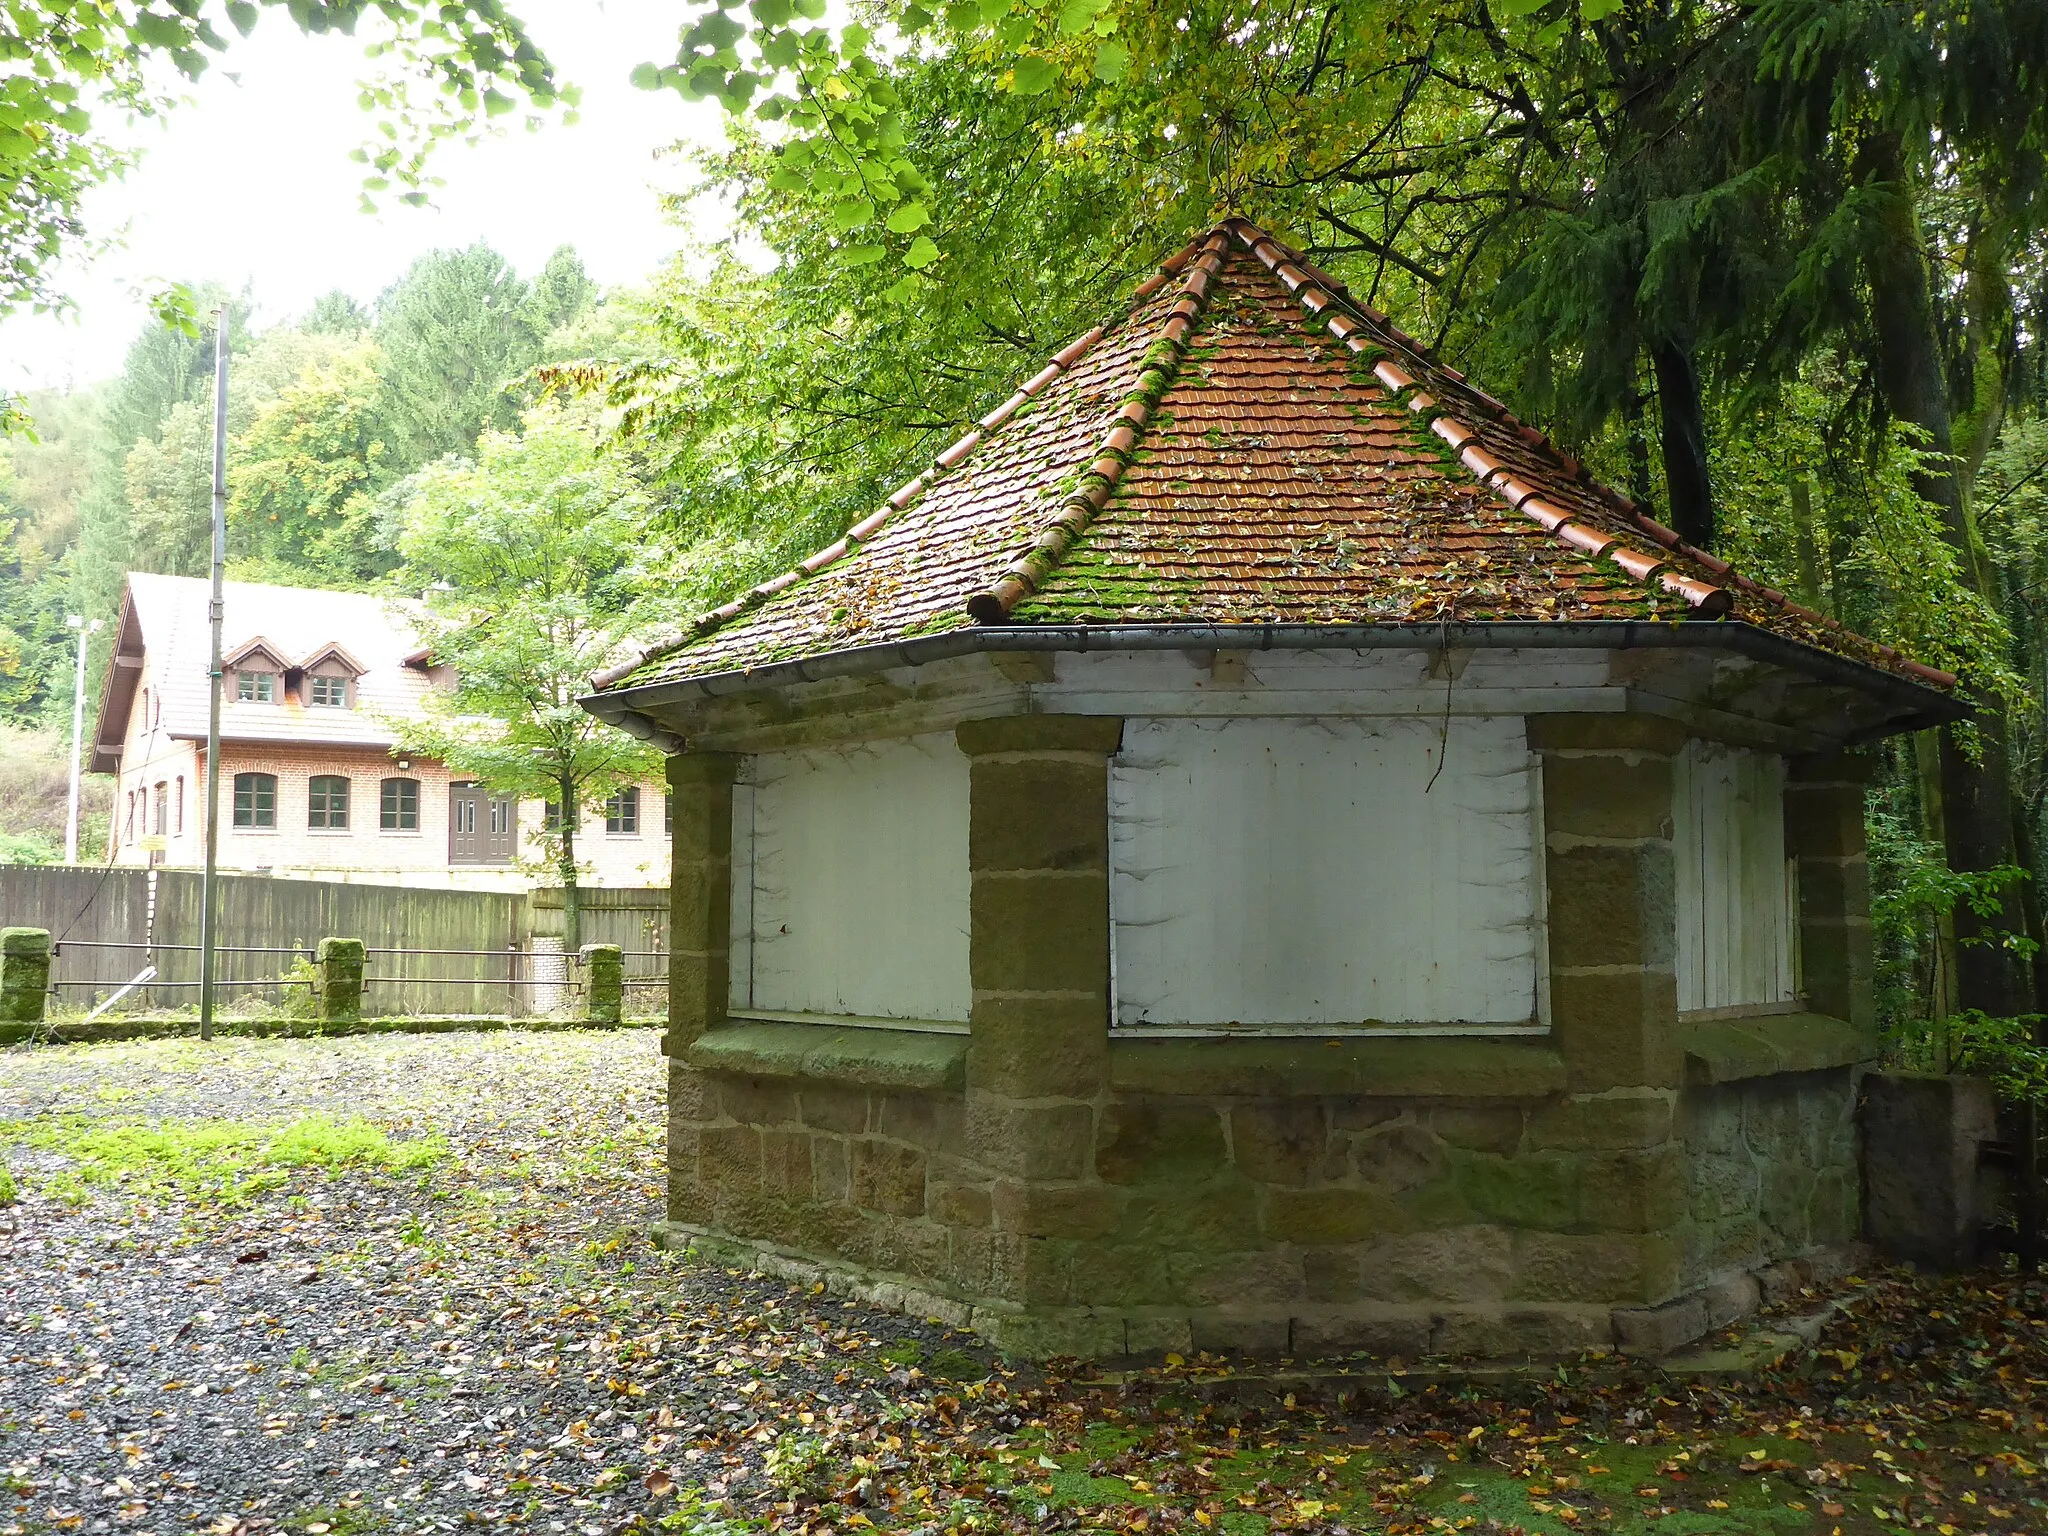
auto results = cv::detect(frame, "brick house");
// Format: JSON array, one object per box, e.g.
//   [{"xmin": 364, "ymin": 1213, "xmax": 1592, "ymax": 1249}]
[
  {"xmin": 91, "ymin": 573, "xmax": 667, "ymax": 890},
  {"xmin": 584, "ymin": 219, "xmax": 1962, "ymax": 1360}
]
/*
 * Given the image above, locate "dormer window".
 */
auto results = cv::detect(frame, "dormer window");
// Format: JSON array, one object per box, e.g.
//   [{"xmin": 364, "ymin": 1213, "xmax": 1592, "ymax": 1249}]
[
  {"xmin": 225, "ymin": 638, "xmax": 289, "ymax": 703},
  {"xmin": 298, "ymin": 643, "xmax": 365, "ymax": 710}
]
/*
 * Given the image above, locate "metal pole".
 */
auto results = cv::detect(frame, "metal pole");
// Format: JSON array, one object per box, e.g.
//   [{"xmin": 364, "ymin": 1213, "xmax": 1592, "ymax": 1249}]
[
  {"xmin": 64, "ymin": 614, "xmax": 89, "ymax": 863},
  {"xmin": 198, "ymin": 307, "xmax": 229, "ymax": 1041}
]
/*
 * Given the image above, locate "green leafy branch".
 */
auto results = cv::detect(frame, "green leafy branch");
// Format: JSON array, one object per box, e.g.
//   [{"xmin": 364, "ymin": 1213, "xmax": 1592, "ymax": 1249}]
[{"xmin": 634, "ymin": 0, "xmax": 1133, "ymax": 277}]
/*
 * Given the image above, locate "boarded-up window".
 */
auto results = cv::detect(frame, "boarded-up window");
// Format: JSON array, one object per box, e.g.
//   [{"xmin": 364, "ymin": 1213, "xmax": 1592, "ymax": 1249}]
[
  {"xmin": 1674, "ymin": 741, "xmax": 1794, "ymax": 1013},
  {"xmin": 730, "ymin": 733, "xmax": 970, "ymax": 1023},
  {"xmin": 1110, "ymin": 716, "xmax": 1541, "ymax": 1029}
]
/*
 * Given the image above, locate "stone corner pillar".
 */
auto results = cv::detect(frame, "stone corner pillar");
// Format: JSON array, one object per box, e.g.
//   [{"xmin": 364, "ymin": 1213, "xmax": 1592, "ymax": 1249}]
[
  {"xmin": 1527, "ymin": 715, "xmax": 1688, "ymax": 1314},
  {"xmin": 664, "ymin": 751, "xmax": 738, "ymax": 1232},
  {"xmin": 956, "ymin": 714, "xmax": 1121, "ymax": 1185},
  {"xmin": 0, "ymin": 926, "xmax": 50, "ymax": 1025},
  {"xmin": 665, "ymin": 751, "xmax": 740, "ymax": 1056},
  {"xmin": 1785, "ymin": 752, "xmax": 1876, "ymax": 1030},
  {"xmin": 313, "ymin": 937, "xmax": 365, "ymax": 1025},
  {"xmin": 579, "ymin": 943, "xmax": 624, "ymax": 1025},
  {"xmin": 1527, "ymin": 714, "xmax": 1686, "ymax": 1094}
]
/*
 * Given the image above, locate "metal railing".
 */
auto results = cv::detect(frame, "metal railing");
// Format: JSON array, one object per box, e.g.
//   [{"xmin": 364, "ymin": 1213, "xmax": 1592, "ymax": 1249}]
[{"xmin": 46, "ymin": 939, "xmax": 671, "ymax": 1018}]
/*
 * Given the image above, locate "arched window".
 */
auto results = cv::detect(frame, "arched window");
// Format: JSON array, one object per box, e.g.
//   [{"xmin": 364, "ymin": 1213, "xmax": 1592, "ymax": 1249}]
[
  {"xmin": 232, "ymin": 772, "xmax": 277, "ymax": 829},
  {"xmin": 379, "ymin": 777, "xmax": 420, "ymax": 831},
  {"xmin": 308, "ymin": 775, "xmax": 350, "ymax": 830},
  {"xmin": 605, "ymin": 786, "xmax": 639, "ymax": 835},
  {"xmin": 174, "ymin": 776, "xmax": 185, "ymax": 835}
]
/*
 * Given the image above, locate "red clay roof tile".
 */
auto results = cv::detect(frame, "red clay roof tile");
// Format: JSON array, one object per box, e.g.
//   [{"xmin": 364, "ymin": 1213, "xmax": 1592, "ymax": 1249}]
[{"xmin": 592, "ymin": 219, "xmax": 1954, "ymax": 694}]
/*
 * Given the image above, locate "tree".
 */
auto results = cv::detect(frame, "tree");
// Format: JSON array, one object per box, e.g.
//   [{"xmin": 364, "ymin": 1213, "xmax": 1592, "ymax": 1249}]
[
  {"xmin": 528, "ymin": 246, "xmax": 597, "ymax": 336},
  {"xmin": 123, "ymin": 400, "xmax": 216, "ymax": 576},
  {"xmin": 230, "ymin": 342, "xmax": 392, "ymax": 582},
  {"xmin": 390, "ymin": 404, "xmax": 659, "ymax": 951},
  {"xmin": 374, "ymin": 244, "xmax": 547, "ymax": 466},
  {"xmin": 303, "ymin": 291, "xmax": 371, "ymax": 336},
  {"xmin": 72, "ymin": 297, "xmax": 244, "ymax": 629}
]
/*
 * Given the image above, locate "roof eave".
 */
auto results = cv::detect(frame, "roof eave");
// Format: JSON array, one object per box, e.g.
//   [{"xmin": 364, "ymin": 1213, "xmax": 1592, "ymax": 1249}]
[
  {"xmin": 582, "ymin": 619, "xmax": 1966, "ymax": 746},
  {"xmin": 87, "ymin": 587, "xmax": 145, "ymax": 775}
]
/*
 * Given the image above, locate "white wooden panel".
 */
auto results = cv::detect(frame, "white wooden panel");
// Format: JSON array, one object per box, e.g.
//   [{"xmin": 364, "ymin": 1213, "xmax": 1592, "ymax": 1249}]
[
  {"xmin": 732, "ymin": 733, "xmax": 971, "ymax": 1022},
  {"xmin": 1110, "ymin": 716, "xmax": 1540, "ymax": 1027},
  {"xmin": 727, "ymin": 783, "xmax": 755, "ymax": 1010},
  {"xmin": 1675, "ymin": 741, "xmax": 1793, "ymax": 1012}
]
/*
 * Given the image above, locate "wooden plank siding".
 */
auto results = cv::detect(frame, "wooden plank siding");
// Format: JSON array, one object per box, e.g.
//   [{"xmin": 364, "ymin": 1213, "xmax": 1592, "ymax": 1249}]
[{"xmin": 1674, "ymin": 741, "xmax": 1796, "ymax": 1014}]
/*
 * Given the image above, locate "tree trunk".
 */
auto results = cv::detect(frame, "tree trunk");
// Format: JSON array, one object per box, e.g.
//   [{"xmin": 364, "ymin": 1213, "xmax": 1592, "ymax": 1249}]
[
  {"xmin": 1954, "ymin": 212, "xmax": 2013, "ymax": 505},
  {"xmin": 1863, "ymin": 133, "xmax": 2035, "ymax": 1020},
  {"xmin": 1652, "ymin": 338, "xmax": 1716, "ymax": 549},
  {"xmin": 1788, "ymin": 472, "xmax": 1825, "ymax": 610},
  {"xmin": 1623, "ymin": 388, "xmax": 1657, "ymax": 510},
  {"xmin": 558, "ymin": 772, "xmax": 582, "ymax": 954}
]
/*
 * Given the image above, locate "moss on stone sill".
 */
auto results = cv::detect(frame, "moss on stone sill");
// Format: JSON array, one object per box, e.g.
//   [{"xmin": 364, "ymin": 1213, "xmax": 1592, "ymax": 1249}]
[
  {"xmin": 686, "ymin": 1019, "xmax": 969, "ymax": 1093},
  {"xmin": 1682, "ymin": 1013, "xmax": 1876, "ymax": 1085}
]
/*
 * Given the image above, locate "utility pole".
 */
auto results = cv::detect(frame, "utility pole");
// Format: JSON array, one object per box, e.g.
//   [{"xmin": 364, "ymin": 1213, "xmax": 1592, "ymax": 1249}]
[
  {"xmin": 199, "ymin": 307, "xmax": 229, "ymax": 1042},
  {"xmin": 63, "ymin": 613, "xmax": 101, "ymax": 864}
]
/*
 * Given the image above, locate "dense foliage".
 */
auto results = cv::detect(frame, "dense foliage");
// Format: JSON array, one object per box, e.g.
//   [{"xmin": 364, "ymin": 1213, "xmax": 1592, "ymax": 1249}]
[{"xmin": 388, "ymin": 402, "xmax": 663, "ymax": 947}]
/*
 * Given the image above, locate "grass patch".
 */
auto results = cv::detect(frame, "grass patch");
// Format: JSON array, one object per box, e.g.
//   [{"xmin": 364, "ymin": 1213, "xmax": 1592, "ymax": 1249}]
[{"xmin": 0, "ymin": 1112, "xmax": 445, "ymax": 1205}]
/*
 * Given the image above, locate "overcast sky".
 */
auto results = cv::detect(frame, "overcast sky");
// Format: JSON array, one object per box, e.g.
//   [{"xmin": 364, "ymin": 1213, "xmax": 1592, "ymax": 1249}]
[{"xmin": 0, "ymin": 0, "xmax": 732, "ymax": 395}]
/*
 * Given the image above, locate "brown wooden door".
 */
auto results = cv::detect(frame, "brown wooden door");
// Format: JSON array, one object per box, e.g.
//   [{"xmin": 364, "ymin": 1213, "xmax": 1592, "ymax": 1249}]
[{"xmin": 449, "ymin": 782, "xmax": 515, "ymax": 864}]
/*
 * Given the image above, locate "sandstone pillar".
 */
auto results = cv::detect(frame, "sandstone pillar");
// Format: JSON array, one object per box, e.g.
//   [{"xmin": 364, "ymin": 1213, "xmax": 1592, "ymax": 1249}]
[
  {"xmin": 1528, "ymin": 716, "xmax": 1686, "ymax": 1313},
  {"xmin": 956, "ymin": 714, "xmax": 1121, "ymax": 1307},
  {"xmin": 580, "ymin": 943, "xmax": 624, "ymax": 1025},
  {"xmin": 313, "ymin": 937, "xmax": 365, "ymax": 1025},
  {"xmin": 665, "ymin": 751, "xmax": 739, "ymax": 1227},
  {"xmin": 0, "ymin": 927, "xmax": 49, "ymax": 1024}
]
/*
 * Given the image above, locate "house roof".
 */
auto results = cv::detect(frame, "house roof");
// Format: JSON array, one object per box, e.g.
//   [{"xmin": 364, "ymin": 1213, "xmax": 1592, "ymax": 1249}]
[
  {"xmin": 91, "ymin": 574, "xmax": 437, "ymax": 773},
  {"xmin": 589, "ymin": 217, "xmax": 1953, "ymax": 704}
]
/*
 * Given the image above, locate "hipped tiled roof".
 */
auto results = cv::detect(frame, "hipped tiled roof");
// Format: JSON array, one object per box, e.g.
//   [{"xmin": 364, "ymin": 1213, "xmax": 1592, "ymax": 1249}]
[{"xmin": 595, "ymin": 219, "xmax": 1952, "ymax": 694}]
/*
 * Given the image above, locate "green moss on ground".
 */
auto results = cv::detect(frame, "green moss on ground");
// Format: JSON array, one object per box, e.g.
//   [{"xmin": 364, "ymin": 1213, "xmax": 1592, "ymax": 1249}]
[{"xmin": 0, "ymin": 1112, "xmax": 444, "ymax": 1205}]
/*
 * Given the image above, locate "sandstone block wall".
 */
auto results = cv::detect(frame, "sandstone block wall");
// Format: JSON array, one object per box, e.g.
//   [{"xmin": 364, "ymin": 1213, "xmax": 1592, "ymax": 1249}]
[{"xmin": 658, "ymin": 714, "xmax": 1876, "ymax": 1360}]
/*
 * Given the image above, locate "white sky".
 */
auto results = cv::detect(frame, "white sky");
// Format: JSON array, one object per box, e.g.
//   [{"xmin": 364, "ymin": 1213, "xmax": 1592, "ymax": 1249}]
[{"xmin": 0, "ymin": 0, "xmax": 733, "ymax": 394}]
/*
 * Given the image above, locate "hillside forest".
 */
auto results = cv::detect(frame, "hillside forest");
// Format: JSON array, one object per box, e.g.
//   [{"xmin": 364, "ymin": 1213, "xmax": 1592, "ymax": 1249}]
[{"xmin": 4, "ymin": 0, "xmax": 2048, "ymax": 1068}]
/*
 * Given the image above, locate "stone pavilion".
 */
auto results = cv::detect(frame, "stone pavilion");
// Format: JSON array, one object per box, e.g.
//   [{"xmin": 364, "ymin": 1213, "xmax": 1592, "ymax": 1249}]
[{"xmin": 583, "ymin": 218, "xmax": 1961, "ymax": 1359}]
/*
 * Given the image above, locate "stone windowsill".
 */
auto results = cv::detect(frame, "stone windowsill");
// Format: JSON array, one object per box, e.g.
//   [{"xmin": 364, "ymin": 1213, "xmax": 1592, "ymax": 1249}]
[
  {"xmin": 1682, "ymin": 1011, "xmax": 1877, "ymax": 1086},
  {"xmin": 1107, "ymin": 1034, "xmax": 1568, "ymax": 1098},
  {"xmin": 684, "ymin": 1019, "xmax": 968, "ymax": 1093}
]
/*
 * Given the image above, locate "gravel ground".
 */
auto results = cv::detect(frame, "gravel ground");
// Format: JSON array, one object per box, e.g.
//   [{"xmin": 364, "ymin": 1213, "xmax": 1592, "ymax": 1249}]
[
  {"xmin": 5, "ymin": 1032, "xmax": 2046, "ymax": 1536},
  {"xmin": 0, "ymin": 1031, "xmax": 995, "ymax": 1536}
]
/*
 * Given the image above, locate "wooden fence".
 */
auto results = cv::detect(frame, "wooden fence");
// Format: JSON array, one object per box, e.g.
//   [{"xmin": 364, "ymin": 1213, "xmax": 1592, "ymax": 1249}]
[{"xmin": 1, "ymin": 867, "xmax": 666, "ymax": 1017}]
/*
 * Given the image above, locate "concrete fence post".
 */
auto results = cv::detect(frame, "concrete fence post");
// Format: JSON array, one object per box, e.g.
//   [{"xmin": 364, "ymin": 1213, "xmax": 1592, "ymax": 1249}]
[
  {"xmin": 581, "ymin": 943, "xmax": 624, "ymax": 1024},
  {"xmin": 314, "ymin": 938, "xmax": 365, "ymax": 1026},
  {"xmin": 0, "ymin": 927, "xmax": 50, "ymax": 1024}
]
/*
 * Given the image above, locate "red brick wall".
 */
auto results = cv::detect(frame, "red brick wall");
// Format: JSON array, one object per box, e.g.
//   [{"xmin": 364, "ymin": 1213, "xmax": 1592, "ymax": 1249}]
[{"xmin": 114, "ymin": 739, "xmax": 668, "ymax": 886}]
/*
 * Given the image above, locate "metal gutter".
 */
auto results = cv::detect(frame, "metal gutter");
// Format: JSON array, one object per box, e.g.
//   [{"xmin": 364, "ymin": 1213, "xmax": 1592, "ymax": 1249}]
[{"xmin": 582, "ymin": 620, "xmax": 1967, "ymax": 746}]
